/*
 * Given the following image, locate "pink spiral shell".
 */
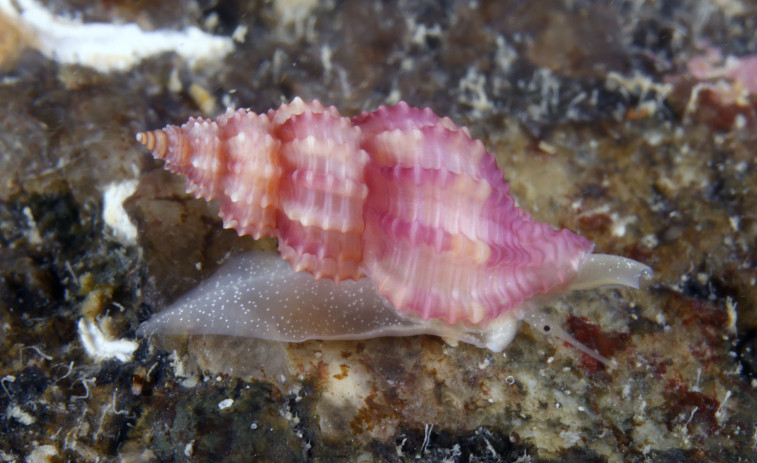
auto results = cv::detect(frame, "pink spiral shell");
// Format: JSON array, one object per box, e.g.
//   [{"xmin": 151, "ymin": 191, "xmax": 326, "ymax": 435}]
[{"xmin": 137, "ymin": 98, "xmax": 594, "ymax": 325}]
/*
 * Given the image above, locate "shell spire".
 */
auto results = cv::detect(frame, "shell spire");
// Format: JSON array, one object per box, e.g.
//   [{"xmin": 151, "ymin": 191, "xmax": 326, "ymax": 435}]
[
  {"xmin": 137, "ymin": 98, "xmax": 368, "ymax": 281},
  {"xmin": 136, "ymin": 109, "xmax": 282, "ymax": 239},
  {"xmin": 137, "ymin": 98, "xmax": 635, "ymax": 327}
]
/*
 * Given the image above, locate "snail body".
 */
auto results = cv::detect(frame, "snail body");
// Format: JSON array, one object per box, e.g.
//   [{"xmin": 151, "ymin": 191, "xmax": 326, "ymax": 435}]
[{"xmin": 137, "ymin": 98, "xmax": 652, "ymax": 357}]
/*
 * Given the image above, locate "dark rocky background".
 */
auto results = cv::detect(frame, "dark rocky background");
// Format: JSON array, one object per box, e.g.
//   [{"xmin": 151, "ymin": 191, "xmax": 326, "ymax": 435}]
[{"xmin": 1, "ymin": 0, "xmax": 756, "ymax": 461}]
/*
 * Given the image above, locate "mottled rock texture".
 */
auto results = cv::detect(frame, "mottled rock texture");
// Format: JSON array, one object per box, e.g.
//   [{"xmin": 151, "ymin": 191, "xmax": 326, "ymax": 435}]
[{"xmin": 1, "ymin": 0, "xmax": 756, "ymax": 461}]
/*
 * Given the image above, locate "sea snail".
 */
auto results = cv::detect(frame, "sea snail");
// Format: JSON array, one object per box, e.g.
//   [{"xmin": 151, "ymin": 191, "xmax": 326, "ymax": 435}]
[{"xmin": 136, "ymin": 98, "xmax": 652, "ymax": 364}]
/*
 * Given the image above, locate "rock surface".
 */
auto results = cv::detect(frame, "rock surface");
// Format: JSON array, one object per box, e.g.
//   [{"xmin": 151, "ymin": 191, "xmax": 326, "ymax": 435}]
[{"xmin": 1, "ymin": 0, "xmax": 756, "ymax": 461}]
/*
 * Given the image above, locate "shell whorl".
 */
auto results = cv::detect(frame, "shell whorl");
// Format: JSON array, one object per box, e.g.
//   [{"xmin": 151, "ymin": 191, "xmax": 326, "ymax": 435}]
[{"xmin": 137, "ymin": 97, "xmax": 594, "ymax": 325}]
